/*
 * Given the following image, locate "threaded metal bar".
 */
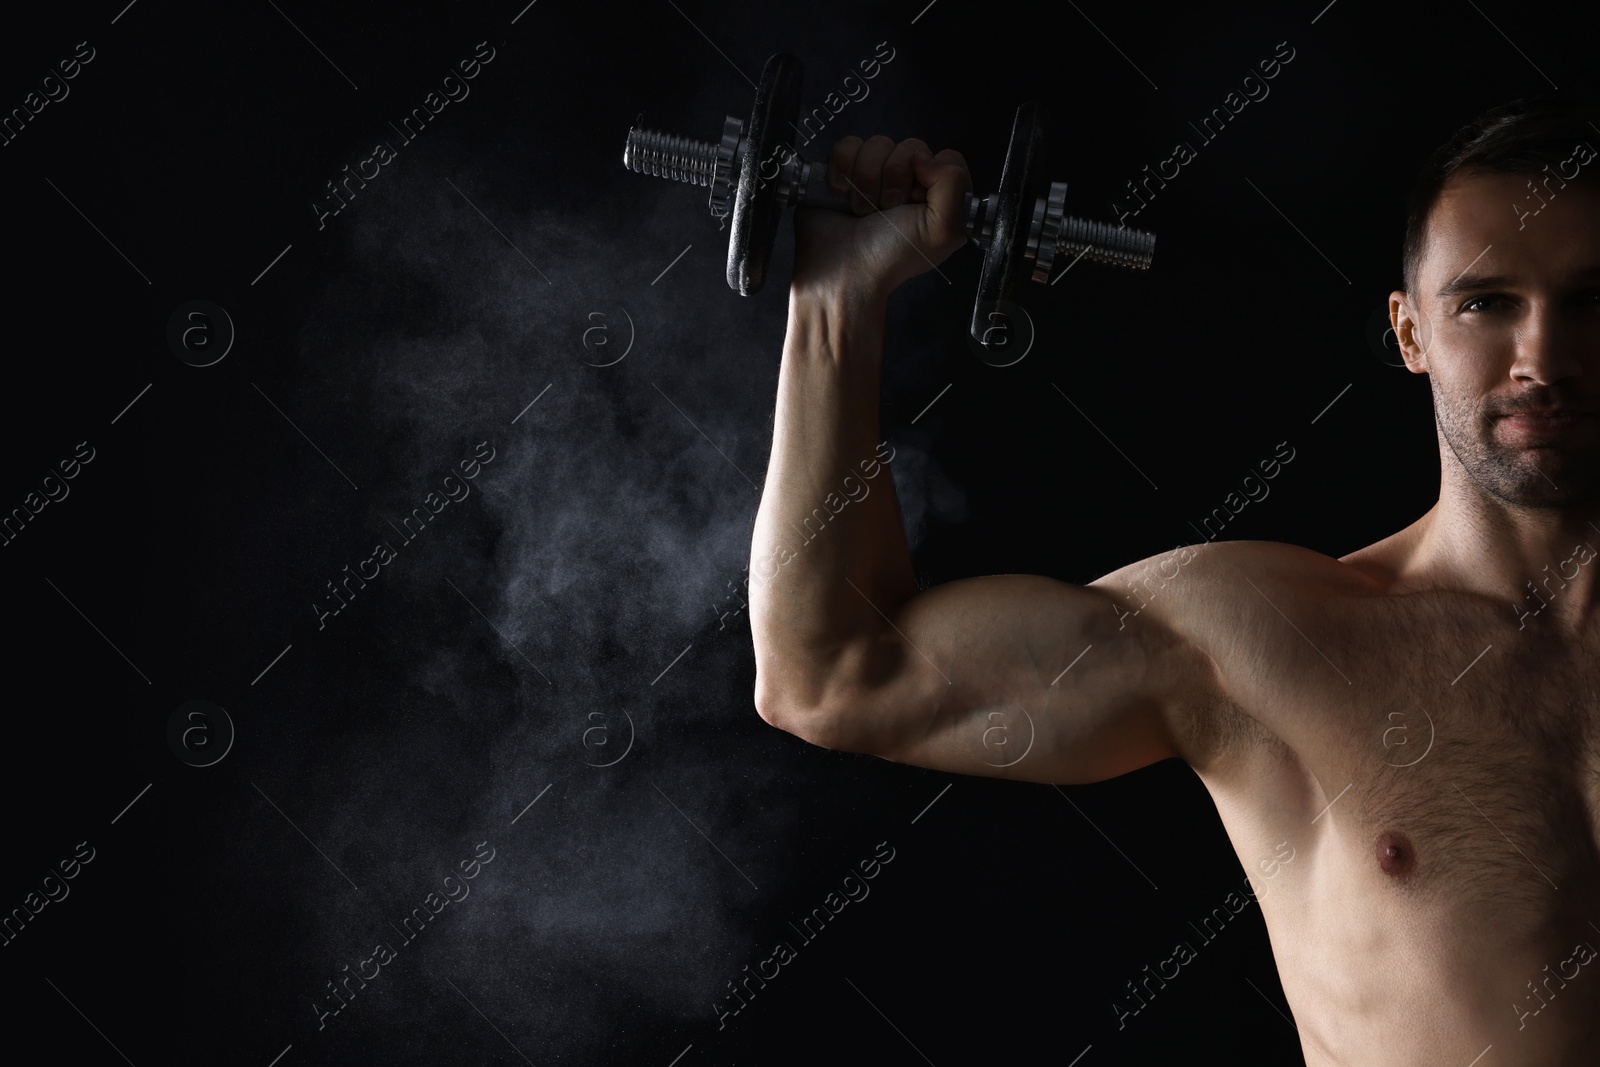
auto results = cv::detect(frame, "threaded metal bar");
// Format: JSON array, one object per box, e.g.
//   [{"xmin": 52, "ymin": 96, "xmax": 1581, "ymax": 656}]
[
  {"xmin": 623, "ymin": 128, "xmax": 721, "ymax": 186},
  {"xmin": 1055, "ymin": 217, "xmax": 1156, "ymax": 270}
]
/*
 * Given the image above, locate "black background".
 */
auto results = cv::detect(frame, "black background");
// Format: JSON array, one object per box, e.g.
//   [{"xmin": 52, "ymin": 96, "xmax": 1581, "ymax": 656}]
[{"xmin": 3, "ymin": 1, "xmax": 1595, "ymax": 1064}]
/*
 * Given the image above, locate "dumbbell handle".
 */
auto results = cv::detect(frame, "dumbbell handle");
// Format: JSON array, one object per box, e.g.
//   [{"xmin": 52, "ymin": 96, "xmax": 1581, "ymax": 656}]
[{"xmin": 624, "ymin": 123, "xmax": 1156, "ymax": 274}]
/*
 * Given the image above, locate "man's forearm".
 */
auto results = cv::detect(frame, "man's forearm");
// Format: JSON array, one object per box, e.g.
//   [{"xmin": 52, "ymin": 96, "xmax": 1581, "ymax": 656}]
[{"xmin": 748, "ymin": 284, "xmax": 919, "ymax": 716}]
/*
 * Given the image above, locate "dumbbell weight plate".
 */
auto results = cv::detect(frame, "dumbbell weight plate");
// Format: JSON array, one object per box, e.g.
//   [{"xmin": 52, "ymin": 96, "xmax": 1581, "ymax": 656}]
[
  {"xmin": 728, "ymin": 52, "xmax": 803, "ymax": 295},
  {"xmin": 972, "ymin": 102, "xmax": 1048, "ymax": 345}
]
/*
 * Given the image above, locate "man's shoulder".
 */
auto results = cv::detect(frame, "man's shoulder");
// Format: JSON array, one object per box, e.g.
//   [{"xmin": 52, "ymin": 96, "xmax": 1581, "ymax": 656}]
[
  {"xmin": 1077, "ymin": 540, "xmax": 1351, "ymax": 770},
  {"xmin": 1087, "ymin": 537, "xmax": 1381, "ymax": 614},
  {"xmin": 1088, "ymin": 537, "xmax": 1396, "ymax": 716}
]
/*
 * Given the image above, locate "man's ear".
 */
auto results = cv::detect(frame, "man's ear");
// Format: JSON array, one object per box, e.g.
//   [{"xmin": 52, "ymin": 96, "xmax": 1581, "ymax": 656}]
[{"xmin": 1389, "ymin": 291, "xmax": 1430, "ymax": 374}]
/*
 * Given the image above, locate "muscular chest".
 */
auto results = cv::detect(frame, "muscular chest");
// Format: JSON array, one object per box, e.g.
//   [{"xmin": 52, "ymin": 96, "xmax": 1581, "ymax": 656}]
[
  {"xmin": 1350, "ymin": 689, "xmax": 1599, "ymax": 910},
  {"xmin": 1214, "ymin": 600, "xmax": 1600, "ymax": 909}
]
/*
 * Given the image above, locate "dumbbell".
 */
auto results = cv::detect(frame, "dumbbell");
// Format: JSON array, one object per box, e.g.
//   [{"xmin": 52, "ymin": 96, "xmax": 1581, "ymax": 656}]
[{"xmin": 622, "ymin": 51, "xmax": 1156, "ymax": 347}]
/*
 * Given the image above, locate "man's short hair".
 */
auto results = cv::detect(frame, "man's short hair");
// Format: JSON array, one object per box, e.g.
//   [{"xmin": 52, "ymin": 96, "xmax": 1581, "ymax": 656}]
[{"xmin": 1401, "ymin": 95, "xmax": 1600, "ymax": 296}]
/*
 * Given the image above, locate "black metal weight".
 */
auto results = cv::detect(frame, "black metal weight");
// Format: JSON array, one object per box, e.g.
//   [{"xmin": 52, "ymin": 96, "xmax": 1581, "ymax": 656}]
[
  {"xmin": 972, "ymin": 101, "xmax": 1047, "ymax": 346},
  {"xmin": 728, "ymin": 52, "xmax": 804, "ymax": 296}
]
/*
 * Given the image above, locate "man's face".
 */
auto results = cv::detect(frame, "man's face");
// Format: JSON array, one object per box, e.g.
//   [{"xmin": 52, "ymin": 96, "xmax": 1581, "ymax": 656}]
[{"xmin": 1391, "ymin": 169, "xmax": 1600, "ymax": 507}]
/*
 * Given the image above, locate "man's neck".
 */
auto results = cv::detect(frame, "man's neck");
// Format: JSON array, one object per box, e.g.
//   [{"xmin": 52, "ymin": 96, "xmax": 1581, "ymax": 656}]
[{"xmin": 1415, "ymin": 465, "xmax": 1600, "ymax": 631}]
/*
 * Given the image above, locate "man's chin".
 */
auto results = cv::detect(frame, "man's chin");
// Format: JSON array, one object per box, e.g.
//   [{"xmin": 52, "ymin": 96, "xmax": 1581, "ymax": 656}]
[{"xmin": 1476, "ymin": 448, "xmax": 1600, "ymax": 507}]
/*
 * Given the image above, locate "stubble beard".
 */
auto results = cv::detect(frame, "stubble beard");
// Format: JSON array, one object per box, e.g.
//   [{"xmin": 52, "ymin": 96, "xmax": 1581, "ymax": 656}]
[{"xmin": 1434, "ymin": 384, "xmax": 1600, "ymax": 508}]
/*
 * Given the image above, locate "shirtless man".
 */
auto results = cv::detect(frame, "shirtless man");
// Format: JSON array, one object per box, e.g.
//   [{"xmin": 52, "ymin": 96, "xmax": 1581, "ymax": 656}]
[{"xmin": 748, "ymin": 97, "xmax": 1600, "ymax": 1064}]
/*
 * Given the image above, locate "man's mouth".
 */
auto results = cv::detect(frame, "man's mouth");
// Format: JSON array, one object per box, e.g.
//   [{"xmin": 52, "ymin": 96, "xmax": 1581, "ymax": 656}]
[{"xmin": 1495, "ymin": 410, "xmax": 1599, "ymax": 439}]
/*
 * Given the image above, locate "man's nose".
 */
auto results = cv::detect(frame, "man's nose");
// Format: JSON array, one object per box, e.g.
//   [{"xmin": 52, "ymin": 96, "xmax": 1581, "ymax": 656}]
[{"xmin": 1509, "ymin": 303, "xmax": 1585, "ymax": 385}]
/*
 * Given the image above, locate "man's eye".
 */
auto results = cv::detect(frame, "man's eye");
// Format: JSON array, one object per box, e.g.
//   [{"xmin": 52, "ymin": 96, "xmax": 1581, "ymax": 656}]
[{"xmin": 1461, "ymin": 295, "xmax": 1501, "ymax": 312}]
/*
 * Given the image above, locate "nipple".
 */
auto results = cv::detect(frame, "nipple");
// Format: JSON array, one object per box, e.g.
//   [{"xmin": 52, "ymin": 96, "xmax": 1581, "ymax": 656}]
[{"xmin": 1375, "ymin": 830, "xmax": 1415, "ymax": 877}]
